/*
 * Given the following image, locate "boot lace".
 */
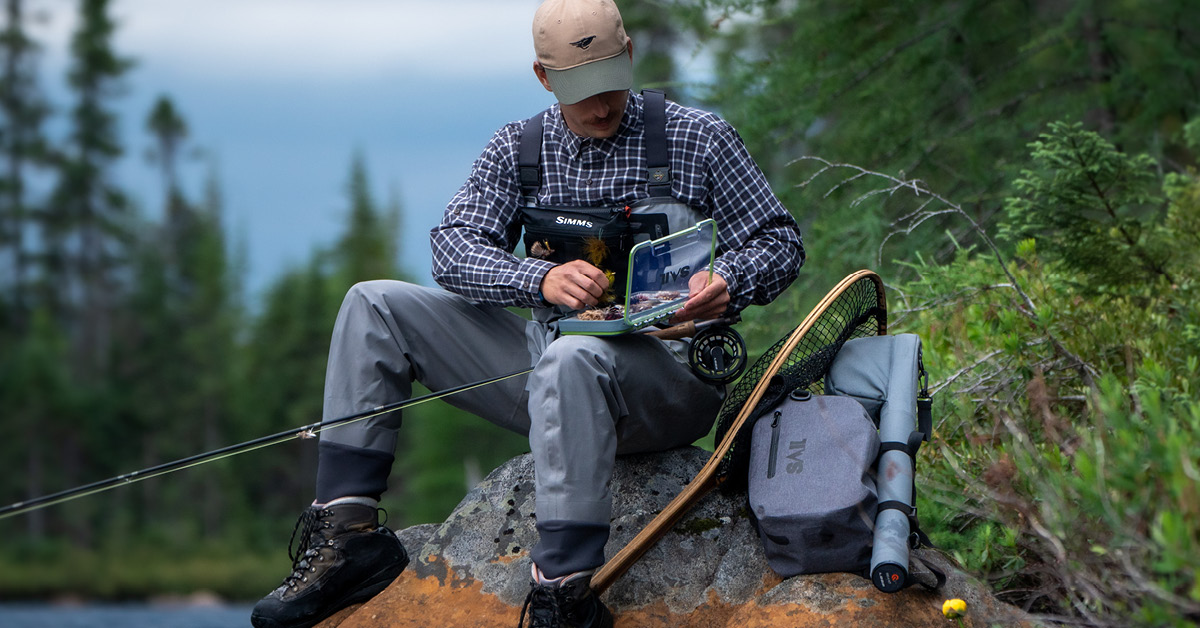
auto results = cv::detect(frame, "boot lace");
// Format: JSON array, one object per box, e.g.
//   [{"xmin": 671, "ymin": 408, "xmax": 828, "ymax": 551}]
[
  {"xmin": 281, "ymin": 507, "xmax": 332, "ymax": 590},
  {"xmin": 518, "ymin": 582, "xmax": 566, "ymax": 628}
]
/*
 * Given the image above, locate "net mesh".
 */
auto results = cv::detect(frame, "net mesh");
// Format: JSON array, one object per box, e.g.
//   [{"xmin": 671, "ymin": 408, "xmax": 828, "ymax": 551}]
[{"xmin": 713, "ymin": 273, "xmax": 886, "ymax": 493}]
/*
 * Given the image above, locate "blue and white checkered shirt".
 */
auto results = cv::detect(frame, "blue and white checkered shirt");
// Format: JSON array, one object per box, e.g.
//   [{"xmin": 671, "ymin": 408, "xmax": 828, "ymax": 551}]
[{"xmin": 430, "ymin": 91, "xmax": 804, "ymax": 314}]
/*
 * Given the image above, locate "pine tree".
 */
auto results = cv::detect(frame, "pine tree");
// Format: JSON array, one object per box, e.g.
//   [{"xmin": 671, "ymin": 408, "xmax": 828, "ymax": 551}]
[
  {"xmin": 0, "ymin": 0, "xmax": 53, "ymax": 332},
  {"xmin": 621, "ymin": 1, "xmax": 707, "ymax": 94},
  {"xmin": 237, "ymin": 259, "xmax": 339, "ymax": 516},
  {"xmin": 46, "ymin": 0, "xmax": 133, "ymax": 377},
  {"xmin": 113, "ymin": 97, "xmax": 242, "ymax": 540},
  {"xmin": 693, "ymin": 0, "xmax": 1200, "ymax": 294},
  {"xmin": 335, "ymin": 152, "xmax": 401, "ymax": 286},
  {"xmin": 145, "ymin": 95, "xmax": 186, "ymax": 200},
  {"xmin": 0, "ymin": 0, "xmax": 55, "ymax": 542}
]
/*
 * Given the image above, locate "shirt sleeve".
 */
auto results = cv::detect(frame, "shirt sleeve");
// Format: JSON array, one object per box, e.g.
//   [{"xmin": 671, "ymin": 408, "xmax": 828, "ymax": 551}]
[
  {"xmin": 704, "ymin": 124, "xmax": 805, "ymax": 313},
  {"xmin": 430, "ymin": 123, "xmax": 554, "ymax": 308}
]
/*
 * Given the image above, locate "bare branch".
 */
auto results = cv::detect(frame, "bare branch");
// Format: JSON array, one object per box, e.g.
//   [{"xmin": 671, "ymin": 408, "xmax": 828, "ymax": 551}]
[{"xmin": 792, "ymin": 156, "xmax": 1102, "ymax": 386}]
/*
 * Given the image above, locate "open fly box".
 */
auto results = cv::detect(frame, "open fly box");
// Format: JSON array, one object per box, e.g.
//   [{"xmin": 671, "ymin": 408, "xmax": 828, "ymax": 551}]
[{"xmin": 559, "ymin": 219, "xmax": 717, "ymax": 336}]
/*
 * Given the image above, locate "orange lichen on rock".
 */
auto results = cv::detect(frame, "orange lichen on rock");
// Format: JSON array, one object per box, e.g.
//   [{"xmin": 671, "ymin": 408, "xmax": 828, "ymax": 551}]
[
  {"xmin": 331, "ymin": 566, "xmax": 514, "ymax": 628},
  {"xmin": 314, "ymin": 604, "xmax": 362, "ymax": 628},
  {"xmin": 325, "ymin": 566, "xmax": 999, "ymax": 628}
]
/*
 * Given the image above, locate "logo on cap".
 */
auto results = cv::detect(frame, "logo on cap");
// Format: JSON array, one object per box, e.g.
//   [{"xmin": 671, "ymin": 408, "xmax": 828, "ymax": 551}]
[{"xmin": 569, "ymin": 35, "xmax": 597, "ymax": 49}]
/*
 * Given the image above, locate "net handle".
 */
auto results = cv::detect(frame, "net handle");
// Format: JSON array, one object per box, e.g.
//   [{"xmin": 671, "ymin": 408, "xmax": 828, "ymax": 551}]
[{"xmin": 591, "ymin": 269, "xmax": 885, "ymax": 593}]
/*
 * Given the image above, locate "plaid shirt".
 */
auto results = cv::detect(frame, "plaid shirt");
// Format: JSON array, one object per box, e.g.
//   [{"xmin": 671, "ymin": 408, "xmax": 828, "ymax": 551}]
[{"xmin": 431, "ymin": 91, "xmax": 804, "ymax": 313}]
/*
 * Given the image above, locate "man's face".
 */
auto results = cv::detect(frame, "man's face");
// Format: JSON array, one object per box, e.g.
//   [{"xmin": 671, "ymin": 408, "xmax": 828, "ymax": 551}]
[{"xmin": 557, "ymin": 89, "xmax": 628, "ymax": 139}]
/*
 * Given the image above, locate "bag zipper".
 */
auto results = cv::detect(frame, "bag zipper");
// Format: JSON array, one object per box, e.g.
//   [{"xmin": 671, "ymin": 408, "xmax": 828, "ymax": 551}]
[
  {"xmin": 521, "ymin": 204, "xmax": 628, "ymax": 219},
  {"xmin": 523, "ymin": 223, "xmax": 630, "ymax": 238},
  {"xmin": 767, "ymin": 410, "xmax": 782, "ymax": 479}
]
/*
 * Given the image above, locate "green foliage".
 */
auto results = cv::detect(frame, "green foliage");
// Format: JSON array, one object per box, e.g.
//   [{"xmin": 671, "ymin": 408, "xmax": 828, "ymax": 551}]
[
  {"xmin": 686, "ymin": 0, "xmax": 1200, "ymax": 310},
  {"xmin": 145, "ymin": 94, "xmax": 188, "ymax": 204},
  {"xmin": 0, "ymin": 0, "xmax": 55, "ymax": 327},
  {"xmin": 335, "ymin": 152, "xmax": 403, "ymax": 286},
  {"xmin": 44, "ymin": 0, "xmax": 134, "ymax": 374},
  {"xmin": 621, "ymin": 0, "xmax": 709, "ymax": 95},
  {"xmin": 4, "ymin": 539, "xmax": 282, "ymax": 601},
  {"xmin": 1004, "ymin": 121, "xmax": 1170, "ymax": 287},
  {"xmin": 891, "ymin": 132, "xmax": 1200, "ymax": 625}
]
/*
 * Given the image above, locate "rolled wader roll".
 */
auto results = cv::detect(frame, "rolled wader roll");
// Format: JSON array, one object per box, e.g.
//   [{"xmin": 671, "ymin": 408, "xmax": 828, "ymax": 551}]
[{"xmin": 826, "ymin": 334, "xmax": 924, "ymax": 593}]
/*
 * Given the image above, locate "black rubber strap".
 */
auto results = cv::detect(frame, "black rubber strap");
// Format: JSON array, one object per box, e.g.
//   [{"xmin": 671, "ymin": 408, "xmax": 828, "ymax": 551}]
[
  {"xmin": 642, "ymin": 89, "xmax": 671, "ymax": 197},
  {"xmin": 877, "ymin": 500, "xmax": 914, "ymax": 516},
  {"xmin": 908, "ymin": 431, "xmax": 924, "ymax": 458},
  {"xmin": 878, "ymin": 432, "xmax": 923, "ymax": 461},
  {"xmin": 917, "ymin": 345, "xmax": 933, "ymax": 441},
  {"xmin": 917, "ymin": 396, "xmax": 933, "ymax": 441},
  {"xmin": 518, "ymin": 110, "xmax": 548, "ymax": 201}
]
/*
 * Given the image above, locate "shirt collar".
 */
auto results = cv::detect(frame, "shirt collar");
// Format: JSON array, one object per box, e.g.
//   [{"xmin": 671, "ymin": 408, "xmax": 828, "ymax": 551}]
[{"xmin": 548, "ymin": 91, "xmax": 641, "ymax": 159}]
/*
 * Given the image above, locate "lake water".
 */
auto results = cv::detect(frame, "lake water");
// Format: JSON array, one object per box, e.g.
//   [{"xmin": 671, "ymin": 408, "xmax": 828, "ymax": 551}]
[{"xmin": 0, "ymin": 603, "xmax": 256, "ymax": 628}]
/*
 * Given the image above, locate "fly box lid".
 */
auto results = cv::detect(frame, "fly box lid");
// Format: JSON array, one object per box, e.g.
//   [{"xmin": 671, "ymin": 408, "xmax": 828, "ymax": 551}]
[{"xmin": 559, "ymin": 219, "xmax": 718, "ymax": 336}]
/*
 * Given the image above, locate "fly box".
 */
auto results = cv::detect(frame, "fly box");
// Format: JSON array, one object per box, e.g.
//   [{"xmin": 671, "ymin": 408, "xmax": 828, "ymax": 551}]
[{"xmin": 558, "ymin": 219, "xmax": 718, "ymax": 336}]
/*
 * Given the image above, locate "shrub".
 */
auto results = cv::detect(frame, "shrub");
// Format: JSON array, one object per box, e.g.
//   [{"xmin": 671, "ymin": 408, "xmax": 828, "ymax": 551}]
[{"xmin": 801, "ymin": 121, "xmax": 1200, "ymax": 625}]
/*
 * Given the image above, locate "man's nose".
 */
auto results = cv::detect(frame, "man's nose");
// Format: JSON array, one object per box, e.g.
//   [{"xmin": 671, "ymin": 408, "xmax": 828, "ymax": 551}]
[{"xmin": 582, "ymin": 95, "xmax": 610, "ymax": 118}]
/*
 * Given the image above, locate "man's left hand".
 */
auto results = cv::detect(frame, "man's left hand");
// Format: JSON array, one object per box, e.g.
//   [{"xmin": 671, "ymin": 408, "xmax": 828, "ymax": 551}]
[{"xmin": 672, "ymin": 272, "xmax": 730, "ymax": 323}]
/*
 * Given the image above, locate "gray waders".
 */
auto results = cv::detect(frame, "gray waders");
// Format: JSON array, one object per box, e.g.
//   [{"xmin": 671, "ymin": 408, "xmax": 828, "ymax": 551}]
[{"xmin": 315, "ymin": 280, "xmax": 723, "ymax": 577}]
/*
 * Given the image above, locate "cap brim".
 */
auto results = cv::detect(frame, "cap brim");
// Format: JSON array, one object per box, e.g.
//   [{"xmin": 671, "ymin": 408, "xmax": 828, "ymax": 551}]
[{"xmin": 544, "ymin": 52, "xmax": 632, "ymax": 105}]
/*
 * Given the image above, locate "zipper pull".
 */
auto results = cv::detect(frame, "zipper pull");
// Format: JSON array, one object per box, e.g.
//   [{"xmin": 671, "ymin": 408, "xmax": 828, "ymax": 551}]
[{"xmin": 767, "ymin": 410, "xmax": 783, "ymax": 479}]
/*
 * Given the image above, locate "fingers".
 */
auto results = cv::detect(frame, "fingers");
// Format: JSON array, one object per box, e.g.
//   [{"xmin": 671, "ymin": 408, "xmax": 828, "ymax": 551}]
[
  {"xmin": 540, "ymin": 260, "xmax": 610, "ymax": 310},
  {"xmin": 684, "ymin": 296, "xmax": 729, "ymax": 321},
  {"xmin": 675, "ymin": 272, "xmax": 730, "ymax": 322}
]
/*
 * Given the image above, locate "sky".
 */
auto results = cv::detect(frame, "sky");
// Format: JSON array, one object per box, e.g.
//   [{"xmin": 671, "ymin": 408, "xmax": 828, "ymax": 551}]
[{"xmin": 29, "ymin": 0, "xmax": 556, "ymax": 301}]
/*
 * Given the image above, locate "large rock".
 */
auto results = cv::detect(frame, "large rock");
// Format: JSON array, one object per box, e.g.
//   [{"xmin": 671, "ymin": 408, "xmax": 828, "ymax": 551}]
[{"xmin": 320, "ymin": 447, "xmax": 1033, "ymax": 627}]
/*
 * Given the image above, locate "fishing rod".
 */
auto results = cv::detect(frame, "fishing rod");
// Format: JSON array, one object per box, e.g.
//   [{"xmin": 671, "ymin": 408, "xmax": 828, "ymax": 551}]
[
  {"xmin": 0, "ymin": 367, "xmax": 534, "ymax": 521},
  {"xmin": 0, "ymin": 319, "xmax": 718, "ymax": 521}
]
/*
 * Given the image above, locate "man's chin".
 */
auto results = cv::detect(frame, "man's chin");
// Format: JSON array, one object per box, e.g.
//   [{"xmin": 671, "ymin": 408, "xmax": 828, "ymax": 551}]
[{"xmin": 588, "ymin": 121, "xmax": 620, "ymax": 138}]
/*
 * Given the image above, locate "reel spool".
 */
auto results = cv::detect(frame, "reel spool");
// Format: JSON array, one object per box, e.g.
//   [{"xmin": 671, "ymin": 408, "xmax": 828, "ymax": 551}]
[{"xmin": 688, "ymin": 325, "xmax": 748, "ymax": 384}]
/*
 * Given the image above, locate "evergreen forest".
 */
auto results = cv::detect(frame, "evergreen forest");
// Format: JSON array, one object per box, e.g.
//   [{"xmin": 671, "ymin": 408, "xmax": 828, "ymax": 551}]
[{"xmin": 2, "ymin": 1, "xmax": 1198, "ymax": 626}]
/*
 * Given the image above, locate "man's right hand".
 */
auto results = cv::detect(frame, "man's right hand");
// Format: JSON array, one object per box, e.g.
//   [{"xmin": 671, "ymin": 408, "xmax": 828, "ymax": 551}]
[{"xmin": 540, "ymin": 260, "xmax": 610, "ymax": 310}]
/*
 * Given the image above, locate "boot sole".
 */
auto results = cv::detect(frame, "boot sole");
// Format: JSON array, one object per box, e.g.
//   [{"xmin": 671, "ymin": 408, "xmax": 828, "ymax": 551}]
[{"xmin": 250, "ymin": 553, "xmax": 411, "ymax": 628}]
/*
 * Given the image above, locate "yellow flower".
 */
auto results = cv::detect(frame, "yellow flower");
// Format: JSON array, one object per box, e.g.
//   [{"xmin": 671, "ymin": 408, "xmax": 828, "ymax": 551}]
[{"xmin": 942, "ymin": 598, "xmax": 967, "ymax": 618}]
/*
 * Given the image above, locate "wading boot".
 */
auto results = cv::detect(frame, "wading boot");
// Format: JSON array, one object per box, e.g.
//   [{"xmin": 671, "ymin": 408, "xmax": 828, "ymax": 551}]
[
  {"xmin": 517, "ymin": 568, "xmax": 614, "ymax": 628},
  {"xmin": 250, "ymin": 502, "xmax": 408, "ymax": 628}
]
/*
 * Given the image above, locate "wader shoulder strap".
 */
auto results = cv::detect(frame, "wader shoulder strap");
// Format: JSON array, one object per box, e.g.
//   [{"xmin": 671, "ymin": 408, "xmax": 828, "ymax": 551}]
[
  {"xmin": 516, "ymin": 90, "xmax": 672, "ymax": 202},
  {"xmin": 518, "ymin": 109, "xmax": 548, "ymax": 203},
  {"xmin": 642, "ymin": 89, "xmax": 672, "ymax": 197}
]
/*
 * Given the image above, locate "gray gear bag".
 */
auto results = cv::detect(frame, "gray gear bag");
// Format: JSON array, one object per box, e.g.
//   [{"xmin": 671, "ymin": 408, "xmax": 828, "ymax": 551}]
[
  {"xmin": 747, "ymin": 390, "xmax": 880, "ymax": 576},
  {"xmin": 747, "ymin": 333, "xmax": 945, "ymax": 591}
]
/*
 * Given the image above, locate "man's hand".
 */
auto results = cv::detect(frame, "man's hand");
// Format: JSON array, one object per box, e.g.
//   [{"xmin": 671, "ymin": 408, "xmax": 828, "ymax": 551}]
[
  {"xmin": 540, "ymin": 260, "xmax": 610, "ymax": 310},
  {"xmin": 672, "ymin": 271, "xmax": 730, "ymax": 323}
]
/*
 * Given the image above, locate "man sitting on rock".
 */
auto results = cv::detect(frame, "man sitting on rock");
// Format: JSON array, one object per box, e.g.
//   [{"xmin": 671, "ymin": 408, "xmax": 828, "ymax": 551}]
[{"xmin": 250, "ymin": 1, "xmax": 803, "ymax": 627}]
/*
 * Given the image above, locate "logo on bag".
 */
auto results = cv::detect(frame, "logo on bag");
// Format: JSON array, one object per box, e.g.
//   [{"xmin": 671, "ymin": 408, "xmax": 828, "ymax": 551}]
[
  {"xmin": 662, "ymin": 265, "xmax": 692, "ymax": 284},
  {"xmin": 786, "ymin": 439, "xmax": 807, "ymax": 474},
  {"xmin": 555, "ymin": 215, "xmax": 593, "ymax": 229}
]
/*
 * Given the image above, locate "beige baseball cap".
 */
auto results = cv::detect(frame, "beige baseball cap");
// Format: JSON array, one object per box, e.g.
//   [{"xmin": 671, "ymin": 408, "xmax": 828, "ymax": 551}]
[{"xmin": 533, "ymin": 0, "xmax": 632, "ymax": 105}]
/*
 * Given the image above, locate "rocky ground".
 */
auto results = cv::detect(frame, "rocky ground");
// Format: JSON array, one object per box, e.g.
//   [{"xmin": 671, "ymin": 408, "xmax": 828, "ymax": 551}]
[{"xmin": 318, "ymin": 447, "xmax": 1035, "ymax": 628}]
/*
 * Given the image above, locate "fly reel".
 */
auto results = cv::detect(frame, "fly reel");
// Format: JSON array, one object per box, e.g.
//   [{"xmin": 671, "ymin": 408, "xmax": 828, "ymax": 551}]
[{"xmin": 688, "ymin": 325, "xmax": 748, "ymax": 384}]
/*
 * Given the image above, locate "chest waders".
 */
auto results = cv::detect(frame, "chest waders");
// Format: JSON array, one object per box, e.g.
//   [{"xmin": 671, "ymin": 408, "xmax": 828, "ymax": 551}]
[
  {"xmin": 517, "ymin": 90, "xmax": 708, "ymax": 313},
  {"xmin": 517, "ymin": 90, "xmax": 748, "ymax": 384}
]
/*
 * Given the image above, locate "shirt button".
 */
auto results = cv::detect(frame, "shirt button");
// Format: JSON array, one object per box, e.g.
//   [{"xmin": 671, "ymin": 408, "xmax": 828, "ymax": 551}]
[{"xmin": 586, "ymin": 178, "xmax": 593, "ymax": 186}]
